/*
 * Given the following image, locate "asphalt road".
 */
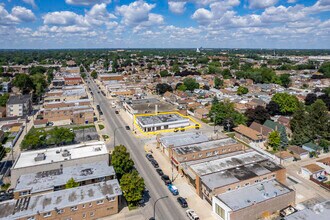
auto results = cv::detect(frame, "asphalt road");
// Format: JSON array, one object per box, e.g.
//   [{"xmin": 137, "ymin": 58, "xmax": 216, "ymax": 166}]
[{"xmin": 86, "ymin": 75, "xmax": 187, "ymax": 220}]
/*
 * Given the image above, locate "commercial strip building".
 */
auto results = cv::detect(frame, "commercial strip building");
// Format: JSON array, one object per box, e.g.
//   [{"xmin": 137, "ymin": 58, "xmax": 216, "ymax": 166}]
[
  {"xmin": 283, "ymin": 200, "xmax": 330, "ymax": 220},
  {"xmin": 11, "ymin": 141, "xmax": 109, "ymax": 187},
  {"xmin": 44, "ymin": 85, "xmax": 88, "ymax": 103},
  {"xmin": 183, "ymin": 151, "xmax": 286, "ymax": 203},
  {"xmin": 212, "ymin": 179, "xmax": 295, "ymax": 220},
  {"xmin": 123, "ymin": 98, "xmax": 175, "ymax": 116},
  {"xmin": 135, "ymin": 113, "xmax": 191, "ymax": 133}
]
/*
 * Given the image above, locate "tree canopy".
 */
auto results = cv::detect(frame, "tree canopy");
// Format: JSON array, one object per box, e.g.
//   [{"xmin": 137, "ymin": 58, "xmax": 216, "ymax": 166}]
[
  {"xmin": 268, "ymin": 131, "xmax": 281, "ymax": 151},
  {"xmin": 209, "ymin": 100, "xmax": 247, "ymax": 126},
  {"xmin": 111, "ymin": 145, "xmax": 134, "ymax": 178},
  {"xmin": 156, "ymin": 83, "xmax": 173, "ymax": 95},
  {"xmin": 183, "ymin": 78, "xmax": 199, "ymax": 91},
  {"xmin": 245, "ymin": 106, "xmax": 270, "ymax": 126},
  {"xmin": 120, "ymin": 170, "xmax": 145, "ymax": 206},
  {"xmin": 271, "ymin": 93, "xmax": 299, "ymax": 115},
  {"xmin": 91, "ymin": 70, "xmax": 98, "ymax": 79},
  {"xmin": 237, "ymin": 86, "xmax": 249, "ymax": 95}
]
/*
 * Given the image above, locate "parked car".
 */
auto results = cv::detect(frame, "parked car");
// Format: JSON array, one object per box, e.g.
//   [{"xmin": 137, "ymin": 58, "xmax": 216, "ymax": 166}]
[
  {"xmin": 150, "ymin": 159, "xmax": 159, "ymax": 168},
  {"xmin": 168, "ymin": 184, "xmax": 179, "ymax": 196},
  {"xmin": 317, "ymin": 175, "xmax": 328, "ymax": 182},
  {"xmin": 161, "ymin": 175, "xmax": 171, "ymax": 185},
  {"xmin": 177, "ymin": 197, "xmax": 188, "ymax": 208},
  {"xmin": 156, "ymin": 168, "xmax": 164, "ymax": 176},
  {"xmin": 125, "ymin": 126, "xmax": 130, "ymax": 130},
  {"xmin": 146, "ymin": 153, "xmax": 154, "ymax": 161},
  {"xmin": 186, "ymin": 209, "xmax": 199, "ymax": 220}
]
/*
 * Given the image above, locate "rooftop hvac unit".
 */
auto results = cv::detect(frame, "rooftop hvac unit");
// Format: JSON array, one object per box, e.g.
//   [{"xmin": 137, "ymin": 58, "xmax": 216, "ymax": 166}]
[
  {"xmin": 34, "ymin": 153, "xmax": 46, "ymax": 161},
  {"xmin": 62, "ymin": 150, "xmax": 71, "ymax": 157}
]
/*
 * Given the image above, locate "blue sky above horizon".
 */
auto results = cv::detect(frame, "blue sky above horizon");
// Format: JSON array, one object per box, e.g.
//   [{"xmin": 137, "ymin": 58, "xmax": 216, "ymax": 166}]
[{"xmin": 0, "ymin": 0, "xmax": 329, "ymax": 49}]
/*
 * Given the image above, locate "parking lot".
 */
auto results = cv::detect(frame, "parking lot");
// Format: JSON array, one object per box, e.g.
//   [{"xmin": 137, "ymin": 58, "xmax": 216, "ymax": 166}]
[{"xmin": 74, "ymin": 126, "xmax": 99, "ymax": 143}]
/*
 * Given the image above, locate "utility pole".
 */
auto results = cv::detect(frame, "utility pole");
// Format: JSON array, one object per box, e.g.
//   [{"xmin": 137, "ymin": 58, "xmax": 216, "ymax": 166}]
[
  {"xmin": 153, "ymin": 196, "xmax": 168, "ymax": 220},
  {"xmin": 213, "ymin": 113, "xmax": 216, "ymax": 134}
]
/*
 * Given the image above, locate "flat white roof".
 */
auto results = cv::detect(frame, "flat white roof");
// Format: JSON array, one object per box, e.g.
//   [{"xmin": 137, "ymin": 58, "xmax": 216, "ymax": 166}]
[
  {"xmin": 216, "ymin": 179, "xmax": 292, "ymax": 211},
  {"xmin": 13, "ymin": 141, "xmax": 108, "ymax": 169}
]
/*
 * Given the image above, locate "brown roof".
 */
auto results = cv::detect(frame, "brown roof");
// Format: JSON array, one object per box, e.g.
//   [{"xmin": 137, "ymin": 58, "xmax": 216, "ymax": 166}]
[
  {"xmin": 275, "ymin": 151, "xmax": 293, "ymax": 159},
  {"xmin": 302, "ymin": 164, "xmax": 324, "ymax": 173},
  {"xmin": 249, "ymin": 122, "xmax": 273, "ymax": 137},
  {"xmin": 287, "ymin": 145, "xmax": 308, "ymax": 155},
  {"xmin": 195, "ymin": 108, "xmax": 209, "ymax": 115},
  {"xmin": 233, "ymin": 125, "xmax": 263, "ymax": 141},
  {"xmin": 277, "ymin": 116, "xmax": 290, "ymax": 127},
  {"xmin": 34, "ymin": 119, "xmax": 48, "ymax": 125},
  {"xmin": 317, "ymin": 157, "xmax": 330, "ymax": 166}
]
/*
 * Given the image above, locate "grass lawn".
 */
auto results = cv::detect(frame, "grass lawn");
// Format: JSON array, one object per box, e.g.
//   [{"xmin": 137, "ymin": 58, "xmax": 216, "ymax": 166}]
[
  {"xmin": 72, "ymin": 124, "xmax": 95, "ymax": 130},
  {"xmin": 98, "ymin": 124, "xmax": 105, "ymax": 130}
]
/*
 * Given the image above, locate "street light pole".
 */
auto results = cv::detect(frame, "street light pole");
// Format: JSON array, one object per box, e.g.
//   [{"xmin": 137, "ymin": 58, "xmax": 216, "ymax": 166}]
[
  {"xmin": 153, "ymin": 196, "xmax": 168, "ymax": 220},
  {"xmin": 213, "ymin": 113, "xmax": 216, "ymax": 134}
]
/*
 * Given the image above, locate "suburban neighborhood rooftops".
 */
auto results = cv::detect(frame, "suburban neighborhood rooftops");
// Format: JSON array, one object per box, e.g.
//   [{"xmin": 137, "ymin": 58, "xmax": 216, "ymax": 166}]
[
  {"xmin": 159, "ymin": 132, "xmax": 209, "ymax": 148},
  {"xmin": 0, "ymin": 179, "xmax": 122, "ymax": 220},
  {"xmin": 136, "ymin": 113, "xmax": 189, "ymax": 126},
  {"xmin": 287, "ymin": 145, "xmax": 309, "ymax": 155},
  {"xmin": 15, "ymin": 161, "xmax": 115, "ymax": 194},
  {"xmin": 13, "ymin": 141, "xmax": 108, "ymax": 169},
  {"xmin": 189, "ymin": 151, "xmax": 269, "ymax": 176},
  {"xmin": 216, "ymin": 179, "xmax": 293, "ymax": 211},
  {"xmin": 173, "ymin": 138, "xmax": 238, "ymax": 155}
]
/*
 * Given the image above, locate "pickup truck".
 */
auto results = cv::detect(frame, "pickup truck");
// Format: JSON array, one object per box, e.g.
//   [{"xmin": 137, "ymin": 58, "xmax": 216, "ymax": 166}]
[
  {"xmin": 186, "ymin": 209, "xmax": 199, "ymax": 220},
  {"xmin": 168, "ymin": 184, "xmax": 179, "ymax": 196}
]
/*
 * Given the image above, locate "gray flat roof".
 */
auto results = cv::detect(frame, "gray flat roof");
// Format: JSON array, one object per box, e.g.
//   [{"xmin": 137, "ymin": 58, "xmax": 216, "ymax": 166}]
[
  {"xmin": 0, "ymin": 179, "xmax": 122, "ymax": 220},
  {"xmin": 173, "ymin": 138, "xmax": 238, "ymax": 155},
  {"xmin": 7, "ymin": 95, "xmax": 30, "ymax": 105},
  {"xmin": 217, "ymin": 179, "xmax": 292, "ymax": 211},
  {"xmin": 284, "ymin": 200, "xmax": 330, "ymax": 220},
  {"xmin": 136, "ymin": 113, "xmax": 188, "ymax": 126},
  {"xmin": 15, "ymin": 161, "xmax": 115, "ymax": 194},
  {"xmin": 13, "ymin": 141, "xmax": 108, "ymax": 169},
  {"xmin": 159, "ymin": 132, "xmax": 209, "ymax": 148},
  {"xmin": 201, "ymin": 161, "xmax": 278, "ymax": 190},
  {"xmin": 190, "ymin": 151, "xmax": 268, "ymax": 176}
]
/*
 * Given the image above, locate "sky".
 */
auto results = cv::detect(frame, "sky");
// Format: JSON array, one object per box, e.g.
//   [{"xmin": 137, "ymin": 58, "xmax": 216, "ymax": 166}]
[{"xmin": 0, "ymin": 0, "xmax": 329, "ymax": 49}]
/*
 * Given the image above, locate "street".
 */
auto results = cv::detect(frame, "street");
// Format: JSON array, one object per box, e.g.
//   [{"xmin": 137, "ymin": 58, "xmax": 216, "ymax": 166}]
[{"xmin": 86, "ymin": 75, "xmax": 187, "ymax": 220}]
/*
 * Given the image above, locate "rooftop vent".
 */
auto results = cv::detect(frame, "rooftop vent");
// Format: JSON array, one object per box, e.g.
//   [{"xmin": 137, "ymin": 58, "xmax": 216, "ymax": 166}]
[
  {"xmin": 62, "ymin": 150, "xmax": 71, "ymax": 157},
  {"xmin": 34, "ymin": 153, "xmax": 46, "ymax": 162},
  {"xmin": 94, "ymin": 147, "xmax": 101, "ymax": 151}
]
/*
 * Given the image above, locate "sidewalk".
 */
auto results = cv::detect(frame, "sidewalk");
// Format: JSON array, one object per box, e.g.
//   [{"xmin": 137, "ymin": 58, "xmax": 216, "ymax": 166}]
[{"xmin": 145, "ymin": 141, "xmax": 217, "ymax": 220}]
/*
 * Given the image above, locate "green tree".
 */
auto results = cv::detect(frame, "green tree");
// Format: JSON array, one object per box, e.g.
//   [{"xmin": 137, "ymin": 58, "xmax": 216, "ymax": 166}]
[
  {"xmin": 279, "ymin": 74, "xmax": 291, "ymax": 88},
  {"xmin": 111, "ymin": 145, "xmax": 134, "ymax": 178},
  {"xmin": 172, "ymin": 64, "xmax": 180, "ymax": 73},
  {"xmin": 31, "ymin": 73, "xmax": 48, "ymax": 97},
  {"xmin": 156, "ymin": 83, "xmax": 172, "ymax": 95},
  {"xmin": 237, "ymin": 86, "xmax": 249, "ymax": 95},
  {"xmin": 65, "ymin": 178, "xmax": 79, "ymax": 189},
  {"xmin": 46, "ymin": 127, "xmax": 75, "ymax": 146},
  {"xmin": 214, "ymin": 77, "xmax": 223, "ymax": 89},
  {"xmin": 29, "ymin": 66, "xmax": 47, "ymax": 75},
  {"xmin": 244, "ymin": 106, "xmax": 270, "ymax": 126},
  {"xmin": 91, "ymin": 70, "xmax": 98, "ymax": 79},
  {"xmin": 183, "ymin": 78, "xmax": 199, "ymax": 91},
  {"xmin": 308, "ymin": 99, "xmax": 330, "ymax": 140},
  {"xmin": 221, "ymin": 69, "xmax": 231, "ymax": 79},
  {"xmin": 290, "ymin": 103, "xmax": 312, "ymax": 145},
  {"xmin": 268, "ymin": 131, "xmax": 281, "ymax": 151},
  {"xmin": 209, "ymin": 100, "xmax": 247, "ymax": 126},
  {"xmin": 20, "ymin": 128, "xmax": 45, "ymax": 150},
  {"xmin": 12, "ymin": 74, "xmax": 34, "ymax": 94},
  {"xmin": 0, "ymin": 93, "xmax": 9, "ymax": 107},
  {"xmin": 81, "ymin": 72, "xmax": 86, "ymax": 79},
  {"xmin": 271, "ymin": 93, "xmax": 299, "ymax": 115},
  {"xmin": 320, "ymin": 139, "xmax": 330, "ymax": 153},
  {"xmin": 319, "ymin": 62, "xmax": 330, "ymax": 78},
  {"xmin": 177, "ymin": 84, "xmax": 187, "ymax": 91},
  {"xmin": 160, "ymin": 70, "xmax": 170, "ymax": 77},
  {"xmin": 120, "ymin": 170, "xmax": 145, "ymax": 206}
]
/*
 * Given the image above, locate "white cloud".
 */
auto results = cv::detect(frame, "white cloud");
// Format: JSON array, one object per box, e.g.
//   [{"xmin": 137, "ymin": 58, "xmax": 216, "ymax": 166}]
[
  {"xmin": 0, "ymin": 5, "xmax": 35, "ymax": 26},
  {"xmin": 116, "ymin": 0, "xmax": 163, "ymax": 27},
  {"xmin": 43, "ymin": 11, "xmax": 85, "ymax": 26},
  {"xmin": 191, "ymin": 8, "xmax": 213, "ymax": 24},
  {"xmin": 287, "ymin": 0, "xmax": 296, "ymax": 3},
  {"xmin": 248, "ymin": 0, "xmax": 278, "ymax": 9},
  {"xmin": 65, "ymin": 0, "xmax": 111, "ymax": 6},
  {"xmin": 22, "ymin": 0, "xmax": 37, "ymax": 8},
  {"xmin": 168, "ymin": 1, "xmax": 186, "ymax": 14}
]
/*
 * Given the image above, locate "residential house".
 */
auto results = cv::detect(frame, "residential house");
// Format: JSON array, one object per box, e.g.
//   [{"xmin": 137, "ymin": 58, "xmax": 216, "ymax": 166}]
[
  {"xmin": 264, "ymin": 120, "xmax": 288, "ymax": 147},
  {"xmin": 301, "ymin": 164, "xmax": 325, "ymax": 178},
  {"xmin": 302, "ymin": 142, "xmax": 323, "ymax": 154},
  {"xmin": 287, "ymin": 145, "xmax": 309, "ymax": 160},
  {"xmin": 233, "ymin": 125, "xmax": 265, "ymax": 143}
]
